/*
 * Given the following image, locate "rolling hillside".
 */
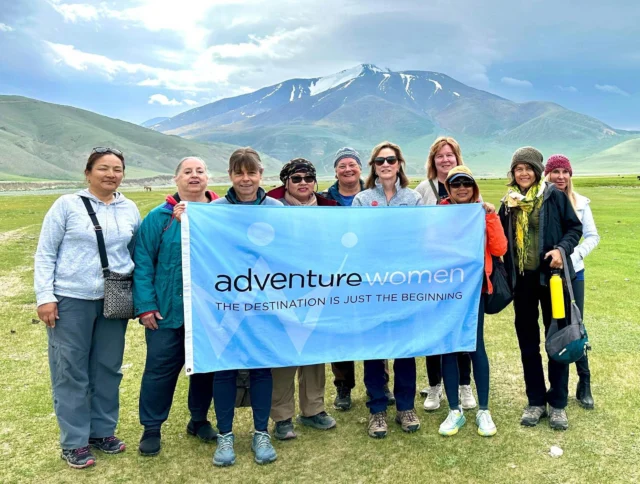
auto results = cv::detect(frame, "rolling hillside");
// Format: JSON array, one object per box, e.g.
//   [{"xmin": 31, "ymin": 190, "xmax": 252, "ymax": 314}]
[{"xmin": 0, "ymin": 96, "xmax": 280, "ymax": 181}]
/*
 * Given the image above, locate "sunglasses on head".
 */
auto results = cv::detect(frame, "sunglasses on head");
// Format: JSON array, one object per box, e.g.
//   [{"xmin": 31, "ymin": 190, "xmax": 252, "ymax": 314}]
[
  {"xmin": 449, "ymin": 179, "xmax": 475, "ymax": 189},
  {"xmin": 289, "ymin": 175, "xmax": 316, "ymax": 184},
  {"xmin": 92, "ymin": 147, "xmax": 123, "ymax": 157},
  {"xmin": 373, "ymin": 156, "xmax": 398, "ymax": 166}
]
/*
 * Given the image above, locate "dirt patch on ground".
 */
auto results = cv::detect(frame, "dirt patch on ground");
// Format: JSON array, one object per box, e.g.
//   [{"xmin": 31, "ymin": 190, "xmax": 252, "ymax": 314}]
[
  {"xmin": 0, "ymin": 228, "xmax": 28, "ymax": 245},
  {"xmin": 0, "ymin": 266, "xmax": 32, "ymax": 299}
]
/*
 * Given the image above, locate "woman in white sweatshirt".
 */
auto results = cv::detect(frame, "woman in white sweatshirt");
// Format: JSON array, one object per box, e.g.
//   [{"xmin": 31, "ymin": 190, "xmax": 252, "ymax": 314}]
[
  {"xmin": 544, "ymin": 154, "xmax": 600, "ymax": 410},
  {"xmin": 34, "ymin": 148, "xmax": 140, "ymax": 469}
]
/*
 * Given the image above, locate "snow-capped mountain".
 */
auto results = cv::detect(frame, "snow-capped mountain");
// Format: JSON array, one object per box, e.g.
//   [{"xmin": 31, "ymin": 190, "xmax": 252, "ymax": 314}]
[{"xmin": 153, "ymin": 64, "xmax": 630, "ymax": 175}]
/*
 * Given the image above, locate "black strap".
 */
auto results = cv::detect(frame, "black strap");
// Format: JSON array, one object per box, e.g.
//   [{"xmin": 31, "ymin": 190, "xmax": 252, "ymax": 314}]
[
  {"xmin": 80, "ymin": 196, "xmax": 110, "ymax": 277},
  {"xmin": 428, "ymin": 179, "xmax": 441, "ymax": 203},
  {"xmin": 557, "ymin": 246, "xmax": 575, "ymax": 302}
]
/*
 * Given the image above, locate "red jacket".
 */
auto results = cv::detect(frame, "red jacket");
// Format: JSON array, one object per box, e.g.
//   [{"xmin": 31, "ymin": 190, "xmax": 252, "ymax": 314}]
[
  {"xmin": 439, "ymin": 198, "xmax": 507, "ymax": 294},
  {"xmin": 266, "ymin": 186, "xmax": 338, "ymax": 206}
]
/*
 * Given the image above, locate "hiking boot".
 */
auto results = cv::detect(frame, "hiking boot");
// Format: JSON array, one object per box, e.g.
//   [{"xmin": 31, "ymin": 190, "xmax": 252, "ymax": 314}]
[
  {"xmin": 61, "ymin": 446, "xmax": 96, "ymax": 469},
  {"xmin": 251, "ymin": 431, "xmax": 277, "ymax": 465},
  {"xmin": 384, "ymin": 384, "xmax": 396, "ymax": 405},
  {"xmin": 187, "ymin": 419, "xmax": 217, "ymax": 442},
  {"xmin": 476, "ymin": 410, "xmax": 497, "ymax": 437},
  {"xmin": 549, "ymin": 407, "xmax": 569, "ymax": 431},
  {"xmin": 213, "ymin": 432, "xmax": 235, "ymax": 467},
  {"xmin": 297, "ymin": 411, "xmax": 337, "ymax": 430},
  {"xmin": 423, "ymin": 384, "xmax": 443, "ymax": 411},
  {"xmin": 368, "ymin": 411, "xmax": 388, "ymax": 439},
  {"xmin": 139, "ymin": 428, "xmax": 161, "ymax": 456},
  {"xmin": 334, "ymin": 385, "xmax": 352, "ymax": 411},
  {"xmin": 439, "ymin": 409, "xmax": 466, "ymax": 436},
  {"xmin": 273, "ymin": 419, "xmax": 297, "ymax": 440},
  {"xmin": 89, "ymin": 435, "xmax": 126, "ymax": 454},
  {"xmin": 395, "ymin": 409, "xmax": 421, "ymax": 433},
  {"xmin": 520, "ymin": 405, "xmax": 547, "ymax": 427},
  {"xmin": 576, "ymin": 378, "xmax": 594, "ymax": 410},
  {"xmin": 459, "ymin": 385, "xmax": 477, "ymax": 410}
]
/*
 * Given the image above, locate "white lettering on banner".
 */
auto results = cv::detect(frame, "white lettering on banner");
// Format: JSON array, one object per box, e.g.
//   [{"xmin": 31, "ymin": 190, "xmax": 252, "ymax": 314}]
[{"xmin": 365, "ymin": 268, "xmax": 464, "ymax": 286}]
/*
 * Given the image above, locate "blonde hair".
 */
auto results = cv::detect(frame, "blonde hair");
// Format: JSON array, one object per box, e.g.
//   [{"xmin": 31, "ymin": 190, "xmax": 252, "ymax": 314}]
[
  {"xmin": 364, "ymin": 141, "xmax": 409, "ymax": 189},
  {"xmin": 425, "ymin": 137, "xmax": 464, "ymax": 180},
  {"xmin": 544, "ymin": 173, "xmax": 577, "ymax": 210}
]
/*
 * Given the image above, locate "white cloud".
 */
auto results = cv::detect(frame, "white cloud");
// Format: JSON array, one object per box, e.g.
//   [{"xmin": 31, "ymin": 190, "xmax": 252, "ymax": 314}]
[
  {"xmin": 501, "ymin": 77, "xmax": 533, "ymax": 88},
  {"xmin": 595, "ymin": 84, "xmax": 630, "ymax": 96},
  {"xmin": 47, "ymin": 1, "xmax": 101, "ymax": 22},
  {"xmin": 183, "ymin": 99, "xmax": 199, "ymax": 106},
  {"xmin": 148, "ymin": 94, "xmax": 182, "ymax": 106},
  {"xmin": 0, "ymin": 23, "xmax": 14, "ymax": 32},
  {"xmin": 556, "ymin": 85, "xmax": 578, "ymax": 93}
]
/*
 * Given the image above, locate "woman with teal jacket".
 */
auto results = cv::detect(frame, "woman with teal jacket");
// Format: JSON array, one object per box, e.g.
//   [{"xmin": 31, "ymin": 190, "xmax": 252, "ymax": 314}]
[{"xmin": 133, "ymin": 157, "xmax": 219, "ymax": 456}]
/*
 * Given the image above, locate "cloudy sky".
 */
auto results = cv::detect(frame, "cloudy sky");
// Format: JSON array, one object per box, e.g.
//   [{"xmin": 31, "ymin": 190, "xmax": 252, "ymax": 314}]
[{"xmin": 1, "ymin": 0, "xmax": 638, "ymax": 128}]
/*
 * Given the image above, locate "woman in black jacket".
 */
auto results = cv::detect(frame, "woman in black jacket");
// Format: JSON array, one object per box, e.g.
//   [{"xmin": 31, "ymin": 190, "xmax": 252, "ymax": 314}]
[{"xmin": 498, "ymin": 147, "xmax": 582, "ymax": 431}]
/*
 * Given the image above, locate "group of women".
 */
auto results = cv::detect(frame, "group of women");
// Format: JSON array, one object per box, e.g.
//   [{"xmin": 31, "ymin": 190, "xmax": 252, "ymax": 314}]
[{"xmin": 34, "ymin": 137, "xmax": 599, "ymax": 469}]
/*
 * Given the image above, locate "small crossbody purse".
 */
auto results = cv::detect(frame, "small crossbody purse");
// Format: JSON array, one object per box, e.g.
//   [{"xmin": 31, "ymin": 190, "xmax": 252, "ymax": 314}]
[{"xmin": 80, "ymin": 196, "xmax": 134, "ymax": 320}]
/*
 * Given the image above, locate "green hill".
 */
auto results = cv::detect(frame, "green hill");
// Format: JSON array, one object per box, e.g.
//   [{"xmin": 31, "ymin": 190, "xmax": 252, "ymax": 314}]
[{"xmin": 0, "ymin": 96, "xmax": 281, "ymax": 181}]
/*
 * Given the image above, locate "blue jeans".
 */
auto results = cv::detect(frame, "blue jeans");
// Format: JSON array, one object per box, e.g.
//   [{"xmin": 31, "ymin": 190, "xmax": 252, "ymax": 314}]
[
  {"xmin": 213, "ymin": 369, "xmax": 272, "ymax": 434},
  {"xmin": 442, "ymin": 297, "xmax": 490, "ymax": 410},
  {"xmin": 364, "ymin": 358, "xmax": 416, "ymax": 414}
]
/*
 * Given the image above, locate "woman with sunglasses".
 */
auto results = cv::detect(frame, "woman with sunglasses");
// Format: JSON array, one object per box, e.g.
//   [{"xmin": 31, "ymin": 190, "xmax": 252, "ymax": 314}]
[
  {"xmin": 437, "ymin": 166, "xmax": 507, "ymax": 437},
  {"xmin": 416, "ymin": 136, "xmax": 475, "ymax": 413},
  {"xmin": 544, "ymin": 155, "xmax": 599, "ymax": 409},
  {"xmin": 134, "ymin": 157, "xmax": 220, "ymax": 457},
  {"xmin": 211, "ymin": 148, "xmax": 282, "ymax": 467},
  {"xmin": 498, "ymin": 147, "xmax": 582, "ymax": 430},
  {"xmin": 353, "ymin": 141, "xmax": 422, "ymax": 438},
  {"xmin": 265, "ymin": 159, "xmax": 337, "ymax": 440},
  {"xmin": 35, "ymin": 147, "xmax": 140, "ymax": 468}
]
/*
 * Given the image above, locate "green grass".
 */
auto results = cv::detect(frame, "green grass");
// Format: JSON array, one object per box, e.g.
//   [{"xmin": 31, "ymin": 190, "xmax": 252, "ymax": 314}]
[{"xmin": 0, "ymin": 179, "xmax": 639, "ymax": 483}]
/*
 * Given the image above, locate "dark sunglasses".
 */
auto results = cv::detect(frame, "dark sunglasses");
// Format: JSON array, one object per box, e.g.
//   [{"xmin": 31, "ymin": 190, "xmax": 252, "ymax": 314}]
[
  {"xmin": 92, "ymin": 147, "xmax": 123, "ymax": 157},
  {"xmin": 289, "ymin": 175, "xmax": 316, "ymax": 184},
  {"xmin": 373, "ymin": 156, "xmax": 398, "ymax": 166},
  {"xmin": 449, "ymin": 179, "xmax": 475, "ymax": 189}
]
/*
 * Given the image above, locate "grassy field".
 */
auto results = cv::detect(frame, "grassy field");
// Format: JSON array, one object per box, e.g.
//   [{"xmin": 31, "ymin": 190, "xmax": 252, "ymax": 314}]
[{"xmin": 0, "ymin": 178, "xmax": 639, "ymax": 483}]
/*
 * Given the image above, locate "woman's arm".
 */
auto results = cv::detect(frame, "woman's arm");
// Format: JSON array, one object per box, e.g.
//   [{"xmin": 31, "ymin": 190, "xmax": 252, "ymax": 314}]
[
  {"xmin": 485, "ymin": 212, "xmax": 508, "ymax": 257},
  {"xmin": 34, "ymin": 197, "xmax": 67, "ymax": 307},
  {"xmin": 132, "ymin": 213, "xmax": 163, "ymax": 318},
  {"xmin": 571, "ymin": 203, "xmax": 600, "ymax": 267}
]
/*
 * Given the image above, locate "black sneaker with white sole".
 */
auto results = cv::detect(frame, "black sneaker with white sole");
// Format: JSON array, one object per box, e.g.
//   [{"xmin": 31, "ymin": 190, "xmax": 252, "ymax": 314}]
[{"xmin": 61, "ymin": 446, "xmax": 96, "ymax": 469}]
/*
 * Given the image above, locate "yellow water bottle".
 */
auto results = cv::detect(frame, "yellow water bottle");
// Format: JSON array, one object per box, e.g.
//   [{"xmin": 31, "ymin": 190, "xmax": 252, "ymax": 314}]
[{"xmin": 550, "ymin": 271, "xmax": 565, "ymax": 319}]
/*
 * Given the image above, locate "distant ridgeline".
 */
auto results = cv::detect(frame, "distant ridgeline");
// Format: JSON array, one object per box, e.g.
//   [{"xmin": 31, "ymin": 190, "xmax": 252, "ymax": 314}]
[{"xmin": 1, "ymin": 63, "xmax": 638, "ymax": 182}]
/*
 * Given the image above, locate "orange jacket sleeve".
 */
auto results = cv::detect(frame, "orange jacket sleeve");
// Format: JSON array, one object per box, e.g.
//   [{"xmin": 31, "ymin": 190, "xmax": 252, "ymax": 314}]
[{"xmin": 485, "ymin": 212, "xmax": 507, "ymax": 257}]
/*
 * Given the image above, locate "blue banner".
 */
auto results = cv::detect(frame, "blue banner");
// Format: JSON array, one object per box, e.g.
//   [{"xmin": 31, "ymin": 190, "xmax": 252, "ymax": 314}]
[{"xmin": 182, "ymin": 204, "xmax": 485, "ymax": 374}]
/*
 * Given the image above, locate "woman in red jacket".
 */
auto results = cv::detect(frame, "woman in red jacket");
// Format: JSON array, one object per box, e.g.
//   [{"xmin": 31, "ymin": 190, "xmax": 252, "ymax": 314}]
[{"xmin": 437, "ymin": 166, "xmax": 507, "ymax": 438}]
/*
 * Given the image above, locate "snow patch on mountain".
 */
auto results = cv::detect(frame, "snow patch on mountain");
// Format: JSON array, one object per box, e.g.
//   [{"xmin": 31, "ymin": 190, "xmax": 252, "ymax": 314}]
[
  {"xmin": 263, "ymin": 83, "xmax": 282, "ymax": 100},
  {"xmin": 309, "ymin": 65, "xmax": 364, "ymax": 97},
  {"xmin": 400, "ymin": 74, "xmax": 416, "ymax": 100},
  {"xmin": 289, "ymin": 85, "xmax": 295, "ymax": 102},
  {"xmin": 378, "ymin": 73, "xmax": 391, "ymax": 91},
  {"xmin": 428, "ymin": 79, "xmax": 443, "ymax": 94},
  {"xmin": 453, "ymin": 91, "xmax": 460, "ymax": 97}
]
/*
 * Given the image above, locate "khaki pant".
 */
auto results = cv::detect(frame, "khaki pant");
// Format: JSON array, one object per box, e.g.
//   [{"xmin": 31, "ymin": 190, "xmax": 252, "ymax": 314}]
[{"xmin": 271, "ymin": 364, "xmax": 325, "ymax": 422}]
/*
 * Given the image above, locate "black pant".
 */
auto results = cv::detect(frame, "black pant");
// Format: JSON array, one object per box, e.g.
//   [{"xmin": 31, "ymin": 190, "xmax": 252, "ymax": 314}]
[
  {"xmin": 364, "ymin": 359, "xmax": 416, "ymax": 414},
  {"xmin": 426, "ymin": 353, "xmax": 471, "ymax": 387},
  {"xmin": 572, "ymin": 277, "xmax": 590, "ymax": 378},
  {"xmin": 514, "ymin": 270, "xmax": 569, "ymax": 409},
  {"xmin": 331, "ymin": 360, "xmax": 389, "ymax": 389},
  {"xmin": 139, "ymin": 326, "xmax": 214, "ymax": 429}
]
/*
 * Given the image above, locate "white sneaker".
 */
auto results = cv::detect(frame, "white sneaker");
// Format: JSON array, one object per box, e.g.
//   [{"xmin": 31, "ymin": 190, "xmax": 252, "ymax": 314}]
[
  {"xmin": 476, "ymin": 409, "xmax": 497, "ymax": 437},
  {"xmin": 459, "ymin": 385, "xmax": 477, "ymax": 410},
  {"xmin": 423, "ymin": 384, "xmax": 443, "ymax": 411}
]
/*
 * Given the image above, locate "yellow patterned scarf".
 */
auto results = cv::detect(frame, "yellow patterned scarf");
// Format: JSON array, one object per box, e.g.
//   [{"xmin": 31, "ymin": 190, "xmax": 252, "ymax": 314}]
[{"xmin": 506, "ymin": 181, "xmax": 545, "ymax": 272}]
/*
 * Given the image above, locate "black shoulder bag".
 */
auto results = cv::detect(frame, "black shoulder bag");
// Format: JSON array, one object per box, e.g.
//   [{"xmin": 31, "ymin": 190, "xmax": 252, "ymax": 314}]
[
  {"xmin": 80, "ymin": 196, "xmax": 135, "ymax": 320},
  {"xmin": 484, "ymin": 214, "xmax": 515, "ymax": 314}
]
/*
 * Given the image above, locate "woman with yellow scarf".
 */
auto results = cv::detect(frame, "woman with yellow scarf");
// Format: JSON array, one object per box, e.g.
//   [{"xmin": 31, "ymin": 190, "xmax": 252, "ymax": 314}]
[{"xmin": 498, "ymin": 147, "xmax": 582, "ymax": 431}]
